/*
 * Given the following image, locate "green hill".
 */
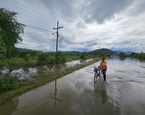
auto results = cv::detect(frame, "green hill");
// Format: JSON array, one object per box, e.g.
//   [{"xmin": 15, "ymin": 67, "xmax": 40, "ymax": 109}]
[{"xmin": 90, "ymin": 48, "xmax": 117, "ymax": 54}]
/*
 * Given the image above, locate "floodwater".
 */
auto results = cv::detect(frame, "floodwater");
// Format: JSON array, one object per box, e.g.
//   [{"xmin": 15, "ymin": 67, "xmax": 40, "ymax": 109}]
[
  {"xmin": 0, "ymin": 59, "xmax": 92, "ymax": 80},
  {"xmin": 0, "ymin": 57, "xmax": 145, "ymax": 115}
]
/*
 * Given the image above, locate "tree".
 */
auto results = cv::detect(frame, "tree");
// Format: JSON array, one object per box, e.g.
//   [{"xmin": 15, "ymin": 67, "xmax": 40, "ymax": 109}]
[
  {"xmin": 119, "ymin": 52, "xmax": 126, "ymax": 57},
  {"xmin": 80, "ymin": 53, "xmax": 86, "ymax": 59},
  {"xmin": 0, "ymin": 35, "xmax": 7, "ymax": 59},
  {"xmin": 0, "ymin": 8, "xmax": 24, "ymax": 57}
]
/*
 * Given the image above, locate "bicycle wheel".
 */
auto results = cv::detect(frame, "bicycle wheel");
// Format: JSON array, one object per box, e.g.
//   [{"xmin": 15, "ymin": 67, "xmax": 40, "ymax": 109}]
[{"xmin": 94, "ymin": 72, "xmax": 98, "ymax": 83}]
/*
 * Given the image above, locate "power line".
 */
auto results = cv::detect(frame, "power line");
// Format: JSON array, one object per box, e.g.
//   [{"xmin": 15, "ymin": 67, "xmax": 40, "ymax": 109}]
[
  {"xmin": 13, "ymin": 0, "xmax": 56, "ymax": 25},
  {"xmin": 12, "ymin": 0, "xmax": 77, "ymax": 38},
  {"xmin": 1, "ymin": 2, "xmax": 86, "ymax": 42},
  {"xmin": 21, "ymin": 32, "xmax": 55, "ymax": 46},
  {"xmin": 1, "ymin": 3, "xmax": 50, "ymax": 28},
  {"xmin": 1, "ymin": 2, "xmax": 89, "ymax": 50},
  {"xmin": 1, "ymin": 1, "xmax": 83, "ymax": 39},
  {"xmin": 0, "ymin": 4, "xmax": 15, "ymax": 12},
  {"xmin": 21, "ymin": 23, "xmax": 54, "ymax": 32},
  {"xmin": 3, "ymin": 0, "xmax": 55, "ymax": 26},
  {"xmin": 0, "ymin": 4, "xmax": 54, "ymax": 33}
]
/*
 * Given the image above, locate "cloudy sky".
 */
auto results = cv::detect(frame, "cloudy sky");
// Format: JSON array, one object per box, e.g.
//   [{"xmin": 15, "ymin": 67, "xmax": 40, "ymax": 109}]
[{"xmin": 1, "ymin": 0, "xmax": 145, "ymax": 53}]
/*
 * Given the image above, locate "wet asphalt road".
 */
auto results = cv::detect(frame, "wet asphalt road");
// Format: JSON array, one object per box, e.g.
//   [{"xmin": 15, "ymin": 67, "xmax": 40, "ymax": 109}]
[{"xmin": 0, "ymin": 57, "xmax": 145, "ymax": 115}]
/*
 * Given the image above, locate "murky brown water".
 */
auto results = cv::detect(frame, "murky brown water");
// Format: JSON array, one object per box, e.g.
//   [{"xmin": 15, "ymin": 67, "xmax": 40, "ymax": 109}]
[{"xmin": 0, "ymin": 57, "xmax": 145, "ymax": 115}]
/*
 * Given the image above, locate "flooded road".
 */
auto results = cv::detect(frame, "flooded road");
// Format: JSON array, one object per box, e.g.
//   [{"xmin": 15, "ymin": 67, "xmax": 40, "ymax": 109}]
[{"xmin": 0, "ymin": 57, "xmax": 145, "ymax": 115}]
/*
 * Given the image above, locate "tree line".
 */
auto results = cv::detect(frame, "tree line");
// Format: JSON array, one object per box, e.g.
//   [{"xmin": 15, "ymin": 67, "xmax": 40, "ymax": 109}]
[{"xmin": 119, "ymin": 52, "xmax": 145, "ymax": 60}]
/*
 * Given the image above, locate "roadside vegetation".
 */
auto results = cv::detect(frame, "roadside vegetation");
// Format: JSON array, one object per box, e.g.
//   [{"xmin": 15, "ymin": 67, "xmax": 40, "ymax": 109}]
[
  {"xmin": 129, "ymin": 52, "xmax": 145, "ymax": 60},
  {"xmin": 118, "ymin": 52, "xmax": 145, "ymax": 60}
]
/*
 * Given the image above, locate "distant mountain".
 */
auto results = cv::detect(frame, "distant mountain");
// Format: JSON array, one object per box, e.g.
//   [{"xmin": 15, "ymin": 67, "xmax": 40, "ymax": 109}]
[
  {"xmin": 90, "ymin": 48, "xmax": 117, "ymax": 54},
  {"xmin": 16, "ymin": 47, "xmax": 45, "ymax": 52},
  {"xmin": 112, "ymin": 50, "xmax": 133, "ymax": 54}
]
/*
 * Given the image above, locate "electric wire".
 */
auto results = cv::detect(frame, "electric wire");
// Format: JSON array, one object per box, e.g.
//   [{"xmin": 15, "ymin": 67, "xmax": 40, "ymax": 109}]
[
  {"xmin": 1, "ymin": 0, "xmax": 76, "ymax": 38},
  {"xmin": 22, "ymin": 23, "xmax": 54, "ymax": 32},
  {"xmin": 0, "ymin": 4, "xmax": 54, "ymax": 33},
  {"xmin": 4, "ymin": 0, "xmax": 52, "ymax": 26},
  {"xmin": 1, "ymin": 1, "xmax": 87, "ymax": 46},
  {"xmin": 0, "ymin": 5, "xmax": 50, "ymax": 28},
  {"xmin": 1, "ymin": 1, "xmax": 84, "ymax": 39},
  {"xmin": 20, "ymin": 31, "xmax": 55, "ymax": 47},
  {"xmin": 13, "ymin": 0, "xmax": 56, "ymax": 25},
  {"xmin": 4, "ymin": 0, "xmax": 56, "ymax": 26}
]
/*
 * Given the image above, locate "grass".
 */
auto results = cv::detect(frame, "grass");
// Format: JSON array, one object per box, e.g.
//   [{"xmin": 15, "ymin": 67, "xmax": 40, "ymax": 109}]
[
  {"xmin": 0, "ymin": 58, "xmax": 100, "ymax": 104},
  {"xmin": 0, "ymin": 55, "xmax": 80, "ymax": 69},
  {"xmin": 0, "ymin": 57, "xmax": 26, "ymax": 68}
]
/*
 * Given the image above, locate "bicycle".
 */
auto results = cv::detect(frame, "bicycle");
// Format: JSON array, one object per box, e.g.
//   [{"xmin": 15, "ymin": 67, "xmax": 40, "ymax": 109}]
[{"xmin": 94, "ymin": 66, "xmax": 101, "ymax": 83}]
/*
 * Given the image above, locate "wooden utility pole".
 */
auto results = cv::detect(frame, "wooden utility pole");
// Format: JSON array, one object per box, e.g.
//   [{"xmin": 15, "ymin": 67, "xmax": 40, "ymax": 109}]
[{"xmin": 53, "ymin": 21, "xmax": 63, "ymax": 52}]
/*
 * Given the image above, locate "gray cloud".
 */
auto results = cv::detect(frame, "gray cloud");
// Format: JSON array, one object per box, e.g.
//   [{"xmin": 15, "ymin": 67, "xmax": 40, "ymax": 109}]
[
  {"xmin": 82, "ymin": 0, "xmax": 133, "ymax": 23},
  {"xmin": 40, "ymin": 0, "xmax": 79, "ymax": 21},
  {"xmin": 39, "ymin": 0, "xmax": 134, "ymax": 24},
  {"xmin": 128, "ymin": 0, "xmax": 145, "ymax": 16},
  {"xmin": 1, "ymin": 0, "xmax": 145, "ymax": 53}
]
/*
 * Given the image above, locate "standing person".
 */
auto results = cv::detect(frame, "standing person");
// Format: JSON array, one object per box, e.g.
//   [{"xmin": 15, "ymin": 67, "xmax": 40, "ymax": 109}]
[{"xmin": 100, "ymin": 57, "xmax": 107, "ymax": 82}]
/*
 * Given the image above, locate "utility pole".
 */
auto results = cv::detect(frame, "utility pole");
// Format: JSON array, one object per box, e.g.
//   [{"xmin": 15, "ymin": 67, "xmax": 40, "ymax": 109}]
[
  {"xmin": 51, "ymin": 21, "xmax": 63, "ymax": 107},
  {"xmin": 53, "ymin": 21, "xmax": 63, "ymax": 52}
]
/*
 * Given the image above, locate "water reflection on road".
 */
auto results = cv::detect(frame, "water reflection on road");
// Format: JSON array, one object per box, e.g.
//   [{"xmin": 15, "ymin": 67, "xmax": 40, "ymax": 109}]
[{"xmin": 0, "ymin": 57, "xmax": 145, "ymax": 115}]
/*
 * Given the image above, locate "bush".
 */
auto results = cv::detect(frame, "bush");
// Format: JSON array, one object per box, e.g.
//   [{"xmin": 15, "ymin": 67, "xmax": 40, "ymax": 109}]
[
  {"xmin": 55, "ymin": 51, "xmax": 66, "ymax": 64},
  {"xmin": 37, "ymin": 53, "xmax": 49, "ymax": 64},
  {"xmin": 80, "ymin": 53, "xmax": 86, "ymax": 59},
  {"xmin": 24, "ymin": 54, "xmax": 30, "ymax": 62},
  {"xmin": 47, "ymin": 56, "xmax": 55, "ymax": 64},
  {"xmin": 0, "ymin": 75, "xmax": 21, "ymax": 92},
  {"xmin": 0, "ymin": 37, "xmax": 7, "ymax": 59},
  {"xmin": 129, "ymin": 52, "xmax": 145, "ymax": 60},
  {"xmin": 119, "ymin": 52, "xmax": 127, "ymax": 57},
  {"xmin": 37, "ymin": 51, "xmax": 66, "ymax": 64}
]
